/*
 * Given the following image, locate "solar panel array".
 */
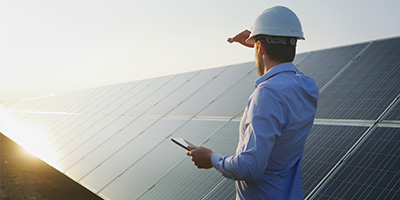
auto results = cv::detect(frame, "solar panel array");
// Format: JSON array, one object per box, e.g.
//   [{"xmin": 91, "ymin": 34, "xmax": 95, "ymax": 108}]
[{"xmin": 1, "ymin": 36, "xmax": 399, "ymax": 200}]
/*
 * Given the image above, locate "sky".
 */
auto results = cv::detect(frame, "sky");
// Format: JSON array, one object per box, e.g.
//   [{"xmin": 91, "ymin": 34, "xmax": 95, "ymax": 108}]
[{"xmin": 1, "ymin": 0, "xmax": 400, "ymax": 103}]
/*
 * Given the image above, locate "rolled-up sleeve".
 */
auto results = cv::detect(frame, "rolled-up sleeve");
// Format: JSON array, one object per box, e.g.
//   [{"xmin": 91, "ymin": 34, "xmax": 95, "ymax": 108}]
[{"xmin": 211, "ymin": 87, "xmax": 285, "ymax": 181}]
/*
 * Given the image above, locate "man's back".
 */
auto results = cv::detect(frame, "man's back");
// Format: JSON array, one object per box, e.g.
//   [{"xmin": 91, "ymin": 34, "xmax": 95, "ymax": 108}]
[{"xmin": 234, "ymin": 63, "xmax": 318, "ymax": 199}]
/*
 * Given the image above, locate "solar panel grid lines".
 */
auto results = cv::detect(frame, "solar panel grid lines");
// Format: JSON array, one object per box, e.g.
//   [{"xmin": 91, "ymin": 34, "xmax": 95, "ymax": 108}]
[
  {"xmin": 312, "ymin": 127, "xmax": 400, "ymax": 200},
  {"xmin": 51, "ymin": 85, "xmax": 109, "ymax": 113},
  {"xmin": 307, "ymin": 93, "xmax": 400, "ymax": 199},
  {"xmin": 304, "ymin": 126, "xmax": 376, "ymax": 200},
  {"xmin": 383, "ymin": 99, "xmax": 400, "ymax": 121},
  {"xmin": 61, "ymin": 116, "xmax": 137, "ymax": 175},
  {"xmin": 65, "ymin": 66, "xmax": 241, "ymax": 193},
  {"xmin": 89, "ymin": 78, "xmax": 158, "ymax": 116},
  {"xmin": 54, "ymin": 76, "xmax": 179, "ymax": 165},
  {"xmin": 106, "ymin": 75, "xmax": 178, "ymax": 116},
  {"xmin": 61, "ymin": 73, "xmax": 204, "ymax": 176},
  {"xmin": 54, "ymin": 116, "xmax": 121, "ymax": 166},
  {"xmin": 25, "ymin": 89, "xmax": 101, "ymax": 129},
  {"xmin": 202, "ymin": 178, "xmax": 236, "ymax": 200},
  {"xmin": 201, "ymin": 178, "xmax": 228, "ymax": 200},
  {"xmin": 45, "ymin": 79, "xmax": 160, "ymax": 161},
  {"xmin": 293, "ymin": 51, "xmax": 311, "ymax": 66},
  {"xmin": 377, "ymin": 93, "xmax": 400, "ymax": 122},
  {"xmin": 317, "ymin": 41, "xmax": 374, "ymax": 93},
  {"xmin": 196, "ymin": 67, "xmax": 257, "ymax": 118},
  {"xmin": 72, "ymin": 117, "xmax": 159, "ymax": 186},
  {"xmin": 315, "ymin": 37, "xmax": 400, "ymax": 120},
  {"xmin": 67, "ymin": 83, "xmax": 124, "ymax": 114},
  {"xmin": 122, "ymin": 71, "xmax": 201, "ymax": 116},
  {"xmin": 33, "ymin": 84, "xmax": 126, "ymax": 143},
  {"xmin": 75, "ymin": 117, "xmax": 188, "ymax": 193},
  {"xmin": 97, "ymin": 106, "xmax": 246, "ymax": 199},
  {"xmin": 294, "ymin": 43, "xmax": 369, "ymax": 90},
  {"xmin": 136, "ymin": 121, "xmax": 240, "ymax": 200},
  {"xmin": 166, "ymin": 64, "xmax": 253, "ymax": 118},
  {"xmin": 98, "ymin": 119, "xmax": 230, "ymax": 200},
  {"xmin": 302, "ymin": 125, "xmax": 370, "ymax": 198},
  {"xmin": 144, "ymin": 66, "xmax": 227, "ymax": 117}
]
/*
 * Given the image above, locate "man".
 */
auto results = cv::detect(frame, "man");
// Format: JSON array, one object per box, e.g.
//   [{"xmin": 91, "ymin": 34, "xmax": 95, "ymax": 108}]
[{"xmin": 187, "ymin": 6, "xmax": 319, "ymax": 199}]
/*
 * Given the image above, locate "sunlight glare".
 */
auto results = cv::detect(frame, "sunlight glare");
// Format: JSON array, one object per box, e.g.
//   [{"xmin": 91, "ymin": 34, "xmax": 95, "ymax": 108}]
[{"xmin": 0, "ymin": 105, "xmax": 63, "ymax": 171}]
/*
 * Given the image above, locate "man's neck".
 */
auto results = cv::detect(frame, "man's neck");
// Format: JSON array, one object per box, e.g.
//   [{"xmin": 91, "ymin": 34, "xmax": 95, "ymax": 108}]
[{"xmin": 263, "ymin": 59, "xmax": 283, "ymax": 74}]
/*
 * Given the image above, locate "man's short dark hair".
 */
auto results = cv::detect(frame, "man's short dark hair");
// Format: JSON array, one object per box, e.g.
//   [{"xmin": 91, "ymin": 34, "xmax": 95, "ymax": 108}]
[{"xmin": 255, "ymin": 35, "xmax": 296, "ymax": 63}]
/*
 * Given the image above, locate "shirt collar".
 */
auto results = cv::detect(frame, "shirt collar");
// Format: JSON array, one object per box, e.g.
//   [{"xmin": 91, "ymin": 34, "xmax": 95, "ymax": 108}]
[{"xmin": 255, "ymin": 62, "xmax": 297, "ymax": 87}]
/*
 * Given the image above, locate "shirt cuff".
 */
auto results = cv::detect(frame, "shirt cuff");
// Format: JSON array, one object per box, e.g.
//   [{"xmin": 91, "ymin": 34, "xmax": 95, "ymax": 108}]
[{"xmin": 211, "ymin": 153, "xmax": 223, "ymax": 169}]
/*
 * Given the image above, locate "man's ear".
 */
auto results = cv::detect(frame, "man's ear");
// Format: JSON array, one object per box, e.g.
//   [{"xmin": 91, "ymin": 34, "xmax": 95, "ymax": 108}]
[{"xmin": 257, "ymin": 41, "xmax": 264, "ymax": 56}]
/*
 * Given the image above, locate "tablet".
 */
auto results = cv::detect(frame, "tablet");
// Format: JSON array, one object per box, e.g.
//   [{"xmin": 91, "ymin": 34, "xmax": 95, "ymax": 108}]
[{"xmin": 171, "ymin": 137, "xmax": 196, "ymax": 150}]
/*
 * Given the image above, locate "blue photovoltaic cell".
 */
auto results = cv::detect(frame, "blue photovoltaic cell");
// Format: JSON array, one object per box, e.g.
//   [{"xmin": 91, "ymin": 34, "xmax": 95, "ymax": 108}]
[
  {"xmin": 301, "ymin": 125, "xmax": 369, "ymax": 197},
  {"xmin": 313, "ymin": 127, "xmax": 400, "ymax": 200},
  {"xmin": 316, "ymin": 37, "xmax": 400, "ymax": 120}
]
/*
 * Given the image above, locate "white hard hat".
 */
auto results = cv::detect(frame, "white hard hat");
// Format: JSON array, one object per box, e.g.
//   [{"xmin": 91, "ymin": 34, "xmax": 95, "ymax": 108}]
[{"xmin": 246, "ymin": 6, "xmax": 304, "ymax": 45}]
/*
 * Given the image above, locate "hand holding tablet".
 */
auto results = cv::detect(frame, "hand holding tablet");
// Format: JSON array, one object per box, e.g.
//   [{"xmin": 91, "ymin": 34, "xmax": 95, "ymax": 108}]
[{"xmin": 171, "ymin": 138, "xmax": 196, "ymax": 150}]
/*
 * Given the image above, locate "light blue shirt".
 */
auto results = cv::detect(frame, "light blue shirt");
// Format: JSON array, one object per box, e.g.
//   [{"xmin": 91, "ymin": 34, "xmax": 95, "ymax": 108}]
[{"xmin": 211, "ymin": 63, "xmax": 319, "ymax": 200}]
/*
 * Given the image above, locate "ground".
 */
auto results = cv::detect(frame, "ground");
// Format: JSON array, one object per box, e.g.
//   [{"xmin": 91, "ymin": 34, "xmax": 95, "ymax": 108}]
[{"xmin": 0, "ymin": 133, "xmax": 103, "ymax": 200}]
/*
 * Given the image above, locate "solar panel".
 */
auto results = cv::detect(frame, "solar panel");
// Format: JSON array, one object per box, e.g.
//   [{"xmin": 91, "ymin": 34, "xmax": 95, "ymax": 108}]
[
  {"xmin": 316, "ymin": 38, "xmax": 400, "ymax": 120},
  {"xmin": 166, "ymin": 63, "xmax": 252, "ymax": 118},
  {"xmin": 383, "ymin": 98, "xmax": 400, "ymax": 121},
  {"xmin": 144, "ymin": 66, "xmax": 226, "ymax": 117},
  {"xmin": 301, "ymin": 125, "xmax": 369, "ymax": 197},
  {"xmin": 312, "ymin": 126, "xmax": 400, "ymax": 200},
  {"xmin": 108, "ymin": 75, "xmax": 176, "ymax": 116},
  {"xmin": 98, "ymin": 119, "xmax": 226, "ymax": 199},
  {"xmin": 1, "ymin": 36, "xmax": 399, "ymax": 200},
  {"xmin": 137, "ymin": 121, "xmax": 239, "ymax": 200},
  {"xmin": 196, "ymin": 68, "xmax": 258, "ymax": 118},
  {"xmin": 76, "ymin": 117, "xmax": 188, "ymax": 192},
  {"xmin": 66, "ymin": 117, "xmax": 156, "ymax": 181},
  {"xmin": 202, "ymin": 179, "xmax": 236, "ymax": 200},
  {"xmin": 295, "ymin": 43, "xmax": 367, "ymax": 89},
  {"xmin": 123, "ymin": 71, "xmax": 199, "ymax": 116}
]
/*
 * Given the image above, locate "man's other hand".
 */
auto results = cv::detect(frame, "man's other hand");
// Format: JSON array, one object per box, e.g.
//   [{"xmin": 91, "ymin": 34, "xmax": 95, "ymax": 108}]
[
  {"xmin": 186, "ymin": 146, "xmax": 214, "ymax": 169},
  {"xmin": 227, "ymin": 30, "xmax": 254, "ymax": 48}
]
